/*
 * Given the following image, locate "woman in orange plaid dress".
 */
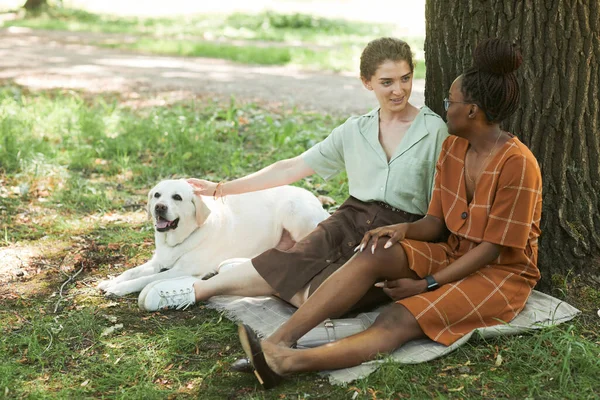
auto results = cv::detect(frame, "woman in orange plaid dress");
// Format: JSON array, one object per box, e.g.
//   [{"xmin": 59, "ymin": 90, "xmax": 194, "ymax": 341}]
[{"xmin": 237, "ymin": 38, "xmax": 543, "ymax": 388}]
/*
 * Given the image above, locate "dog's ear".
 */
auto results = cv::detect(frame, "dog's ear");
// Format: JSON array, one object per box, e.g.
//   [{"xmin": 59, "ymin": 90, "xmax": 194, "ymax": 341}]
[
  {"xmin": 192, "ymin": 194, "xmax": 211, "ymax": 226},
  {"xmin": 147, "ymin": 190, "xmax": 153, "ymax": 220}
]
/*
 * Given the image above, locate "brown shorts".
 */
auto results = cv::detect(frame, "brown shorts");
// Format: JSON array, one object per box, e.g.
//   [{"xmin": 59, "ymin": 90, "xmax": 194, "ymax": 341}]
[{"xmin": 252, "ymin": 196, "xmax": 423, "ymax": 304}]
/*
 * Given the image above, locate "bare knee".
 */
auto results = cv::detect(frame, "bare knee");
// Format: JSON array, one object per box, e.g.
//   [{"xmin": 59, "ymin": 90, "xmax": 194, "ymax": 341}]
[{"xmin": 354, "ymin": 237, "xmax": 409, "ymax": 275}]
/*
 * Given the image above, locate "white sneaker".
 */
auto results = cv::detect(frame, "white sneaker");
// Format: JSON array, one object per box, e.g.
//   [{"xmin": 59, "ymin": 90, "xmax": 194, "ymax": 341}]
[{"xmin": 138, "ymin": 276, "xmax": 199, "ymax": 312}]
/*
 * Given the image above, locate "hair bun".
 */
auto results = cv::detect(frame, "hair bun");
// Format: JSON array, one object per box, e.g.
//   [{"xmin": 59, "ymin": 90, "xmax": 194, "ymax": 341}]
[{"xmin": 473, "ymin": 38, "xmax": 522, "ymax": 75}]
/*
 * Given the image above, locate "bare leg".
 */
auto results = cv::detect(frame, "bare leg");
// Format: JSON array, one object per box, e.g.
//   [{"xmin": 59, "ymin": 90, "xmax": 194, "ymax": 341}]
[
  {"xmin": 192, "ymin": 228, "xmax": 297, "ymax": 302},
  {"xmin": 275, "ymin": 229, "xmax": 296, "ymax": 251},
  {"xmin": 267, "ymin": 238, "xmax": 417, "ymax": 346},
  {"xmin": 192, "ymin": 260, "xmax": 275, "ymax": 301},
  {"xmin": 264, "ymin": 303, "xmax": 424, "ymax": 374}
]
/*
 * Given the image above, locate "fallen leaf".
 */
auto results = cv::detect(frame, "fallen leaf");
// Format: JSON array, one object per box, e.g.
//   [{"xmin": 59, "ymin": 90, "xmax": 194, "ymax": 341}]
[
  {"xmin": 102, "ymin": 314, "xmax": 118, "ymax": 323},
  {"xmin": 101, "ymin": 323, "xmax": 123, "ymax": 337},
  {"xmin": 81, "ymin": 379, "xmax": 89, "ymax": 387},
  {"xmin": 100, "ymin": 301, "xmax": 119, "ymax": 309},
  {"xmin": 495, "ymin": 353, "xmax": 503, "ymax": 367}
]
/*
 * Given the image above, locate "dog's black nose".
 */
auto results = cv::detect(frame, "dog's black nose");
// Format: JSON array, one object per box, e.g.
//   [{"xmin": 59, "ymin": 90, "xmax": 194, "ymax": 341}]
[{"xmin": 155, "ymin": 203, "xmax": 167, "ymax": 212}]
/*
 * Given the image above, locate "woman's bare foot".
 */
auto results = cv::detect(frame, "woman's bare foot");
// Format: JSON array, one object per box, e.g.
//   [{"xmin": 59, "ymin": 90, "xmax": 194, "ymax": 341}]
[{"xmin": 261, "ymin": 340, "xmax": 297, "ymax": 375}]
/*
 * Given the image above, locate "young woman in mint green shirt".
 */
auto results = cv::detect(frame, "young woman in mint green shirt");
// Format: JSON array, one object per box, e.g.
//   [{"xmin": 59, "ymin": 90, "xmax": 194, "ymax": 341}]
[{"xmin": 139, "ymin": 38, "xmax": 448, "ymax": 319}]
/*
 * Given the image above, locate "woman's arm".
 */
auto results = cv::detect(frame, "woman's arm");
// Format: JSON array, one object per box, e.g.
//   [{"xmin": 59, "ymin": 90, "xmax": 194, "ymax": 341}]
[
  {"xmin": 404, "ymin": 215, "xmax": 446, "ymax": 242},
  {"xmin": 432, "ymin": 241, "xmax": 501, "ymax": 285},
  {"xmin": 188, "ymin": 155, "xmax": 315, "ymax": 197},
  {"xmin": 377, "ymin": 241, "xmax": 502, "ymax": 300}
]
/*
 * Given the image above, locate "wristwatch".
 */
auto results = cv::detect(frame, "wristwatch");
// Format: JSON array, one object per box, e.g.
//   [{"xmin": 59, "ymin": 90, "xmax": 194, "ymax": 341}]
[{"xmin": 424, "ymin": 275, "xmax": 439, "ymax": 291}]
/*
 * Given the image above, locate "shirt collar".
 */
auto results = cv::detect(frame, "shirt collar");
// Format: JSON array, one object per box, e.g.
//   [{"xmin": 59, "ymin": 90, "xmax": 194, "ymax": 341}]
[{"xmin": 357, "ymin": 106, "xmax": 431, "ymax": 164}]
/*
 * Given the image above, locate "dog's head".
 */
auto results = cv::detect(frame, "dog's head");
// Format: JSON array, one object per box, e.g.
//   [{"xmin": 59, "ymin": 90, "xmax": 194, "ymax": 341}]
[{"xmin": 147, "ymin": 179, "xmax": 210, "ymax": 243}]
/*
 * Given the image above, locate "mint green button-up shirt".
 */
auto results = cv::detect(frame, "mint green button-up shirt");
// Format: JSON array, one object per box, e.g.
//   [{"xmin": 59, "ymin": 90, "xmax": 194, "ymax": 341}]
[{"xmin": 302, "ymin": 106, "xmax": 448, "ymax": 215}]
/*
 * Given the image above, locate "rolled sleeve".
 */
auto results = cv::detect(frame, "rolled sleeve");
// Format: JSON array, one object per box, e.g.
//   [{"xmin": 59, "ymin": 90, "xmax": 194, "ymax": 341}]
[{"xmin": 301, "ymin": 124, "xmax": 345, "ymax": 180}]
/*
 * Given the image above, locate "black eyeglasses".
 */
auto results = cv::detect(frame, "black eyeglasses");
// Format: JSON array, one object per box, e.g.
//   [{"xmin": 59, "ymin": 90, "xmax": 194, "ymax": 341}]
[{"xmin": 443, "ymin": 98, "xmax": 472, "ymax": 111}]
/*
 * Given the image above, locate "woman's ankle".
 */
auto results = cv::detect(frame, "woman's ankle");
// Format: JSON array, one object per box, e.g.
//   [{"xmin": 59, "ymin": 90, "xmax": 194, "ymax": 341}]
[{"xmin": 192, "ymin": 280, "xmax": 212, "ymax": 302}]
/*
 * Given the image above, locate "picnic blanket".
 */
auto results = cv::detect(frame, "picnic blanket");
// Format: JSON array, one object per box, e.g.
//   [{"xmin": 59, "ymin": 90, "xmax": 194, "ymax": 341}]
[{"xmin": 207, "ymin": 290, "xmax": 580, "ymax": 385}]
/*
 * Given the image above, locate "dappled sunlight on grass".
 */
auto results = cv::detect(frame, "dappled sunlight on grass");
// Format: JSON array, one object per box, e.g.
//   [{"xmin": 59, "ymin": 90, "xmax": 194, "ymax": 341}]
[{"xmin": 0, "ymin": 85, "xmax": 598, "ymax": 398}]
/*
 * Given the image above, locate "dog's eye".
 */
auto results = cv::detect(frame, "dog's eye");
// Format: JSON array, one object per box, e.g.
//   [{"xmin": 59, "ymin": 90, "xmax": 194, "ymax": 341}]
[
  {"xmin": 154, "ymin": 192, "xmax": 161, "ymax": 198},
  {"xmin": 172, "ymin": 194, "xmax": 182, "ymax": 201}
]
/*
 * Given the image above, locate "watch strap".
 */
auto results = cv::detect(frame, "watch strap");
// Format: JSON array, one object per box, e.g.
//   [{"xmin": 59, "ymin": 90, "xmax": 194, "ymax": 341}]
[{"xmin": 425, "ymin": 275, "xmax": 439, "ymax": 291}]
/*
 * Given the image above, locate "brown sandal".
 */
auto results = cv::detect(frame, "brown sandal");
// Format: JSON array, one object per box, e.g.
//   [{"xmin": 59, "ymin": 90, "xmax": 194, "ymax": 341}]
[{"xmin": 237, "ymin": 324, "xmax": 283, "ymax": 389}]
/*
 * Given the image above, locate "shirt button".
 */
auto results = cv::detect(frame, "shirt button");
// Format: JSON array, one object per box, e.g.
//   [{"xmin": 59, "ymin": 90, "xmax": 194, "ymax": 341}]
[
  {"xmin": 461, "ymin": 212, "xmax": 468, "ymax": 219},
  {"xmin": 366, "ymin": 219, "xmax": 372, "ymax": 225},
  {"xmin": 380, "ymin": 187, "xmax": 383, "ymax": 191},
  {"xmin": 347, "ymin": 241, "xmax": 354, "ymax": 247}
]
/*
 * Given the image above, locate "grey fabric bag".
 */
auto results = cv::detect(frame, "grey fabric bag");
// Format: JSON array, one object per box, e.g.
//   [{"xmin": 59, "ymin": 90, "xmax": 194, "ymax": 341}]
[{"xmin": 297, "ymin": 315, "xmax": 372, "ymax": 348}]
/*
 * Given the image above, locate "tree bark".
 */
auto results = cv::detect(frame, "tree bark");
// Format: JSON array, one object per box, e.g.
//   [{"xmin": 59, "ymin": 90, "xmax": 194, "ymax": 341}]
[
  {"xmin": 424, "ymin": 0, "xmax": 600, "ymax": 290},
  {"xmin": 23, "ymin": 0, "xmax": 47, "ymax": 11}
]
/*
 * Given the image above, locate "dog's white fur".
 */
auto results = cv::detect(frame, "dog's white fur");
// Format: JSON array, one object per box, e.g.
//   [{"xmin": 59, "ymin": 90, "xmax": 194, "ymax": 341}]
[{"xmin": 97, "ymin": 179, "xmax": 329, "ymax": 296}]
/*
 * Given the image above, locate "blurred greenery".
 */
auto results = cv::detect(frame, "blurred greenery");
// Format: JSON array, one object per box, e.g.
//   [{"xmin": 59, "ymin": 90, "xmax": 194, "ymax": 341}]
[{"xmin": 2, "ymin": 7, "xmax": 426, "ymax": 75}]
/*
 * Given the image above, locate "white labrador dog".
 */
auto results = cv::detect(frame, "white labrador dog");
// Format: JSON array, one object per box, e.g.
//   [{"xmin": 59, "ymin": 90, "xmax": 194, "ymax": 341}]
[{"xmin": 97, "ymin": 179, "xmax": 329, "ymax": 296}]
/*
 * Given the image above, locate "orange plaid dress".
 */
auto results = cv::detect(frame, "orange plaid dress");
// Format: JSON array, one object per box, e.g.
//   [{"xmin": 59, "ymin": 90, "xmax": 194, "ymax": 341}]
[{"xmin": 398, "ymin": 135, "xmax": 542, "ymax": 346}]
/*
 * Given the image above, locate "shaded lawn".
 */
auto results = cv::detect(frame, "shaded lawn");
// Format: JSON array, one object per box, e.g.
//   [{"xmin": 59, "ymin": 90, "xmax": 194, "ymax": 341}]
[{"xmin": 0, "ymin": 86, "xmax": 598, "ymax": 399}]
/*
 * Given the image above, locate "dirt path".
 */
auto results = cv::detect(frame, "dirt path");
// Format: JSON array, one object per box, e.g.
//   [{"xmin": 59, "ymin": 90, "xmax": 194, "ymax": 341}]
[{"xmin": 0, "ymin": 27, "xmax": 425, "ymax": 114}]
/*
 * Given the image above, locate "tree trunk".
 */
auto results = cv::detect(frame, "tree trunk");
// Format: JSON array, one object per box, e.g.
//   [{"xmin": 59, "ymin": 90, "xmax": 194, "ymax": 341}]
[
  {"xmin": 23, "ymin": 0, "xmax": 47, "ymax": 11},
  {"xmin": 424, "ymin": 0, "xmax": 600, "ymax": 290}
]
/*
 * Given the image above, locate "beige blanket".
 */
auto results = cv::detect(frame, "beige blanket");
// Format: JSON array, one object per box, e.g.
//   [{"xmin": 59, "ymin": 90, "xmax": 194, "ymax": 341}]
[{"xmin": 207, "ymin": 290, "xmax": 579, "ymax": 384}]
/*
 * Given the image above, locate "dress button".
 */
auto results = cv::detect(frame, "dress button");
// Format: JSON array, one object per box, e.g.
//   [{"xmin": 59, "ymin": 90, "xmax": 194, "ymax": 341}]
[
  {"xmin": 366, "ymin": 219, "xmax": 372, "ymax": 225},
  {"xmin": 461, "ymin": 212, "xmax": 468, "ymax": 219}
]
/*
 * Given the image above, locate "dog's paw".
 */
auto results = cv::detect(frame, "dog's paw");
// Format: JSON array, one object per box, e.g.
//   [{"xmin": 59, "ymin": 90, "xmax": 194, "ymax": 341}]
[
  {"xmin": 103, "ymin": 283, "xmax": 136, "ymax": 297},
  {"xmin": 97, "ymin": 279, "xmax": 113, "ymax": 291}
]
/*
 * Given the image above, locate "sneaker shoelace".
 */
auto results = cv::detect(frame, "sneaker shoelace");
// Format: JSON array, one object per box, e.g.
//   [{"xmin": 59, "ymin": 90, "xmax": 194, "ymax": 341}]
[{"xmin": 158, "ymin": 287, "xmax": 195, "ymax": 310}]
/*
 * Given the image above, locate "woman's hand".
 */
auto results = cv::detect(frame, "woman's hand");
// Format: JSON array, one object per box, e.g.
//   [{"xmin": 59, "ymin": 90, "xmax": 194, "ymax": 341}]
[
  {"xmin": 357, "ymin": 223, "xmax": 409, "ymax": 254},
  {"xmin": 187, "ymin": 178, "xmax": 218, "ymax": 197},
  {"xmin": 374, "ymin": 278, "xmax": 427, "ymax": 301}
]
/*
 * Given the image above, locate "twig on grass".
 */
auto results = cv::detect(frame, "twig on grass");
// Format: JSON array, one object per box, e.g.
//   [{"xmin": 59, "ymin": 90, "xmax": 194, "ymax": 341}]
[
  {"xmin": 41, "ymin": 328, "xmax": 54, "ymax": 354},
  {"xmin": 53, "ymin": 266, "xmax": 84, "ymax": 314}
]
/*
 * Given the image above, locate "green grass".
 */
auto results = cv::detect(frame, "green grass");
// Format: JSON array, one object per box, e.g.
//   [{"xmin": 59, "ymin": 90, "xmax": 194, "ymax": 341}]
[
  {"xmin": 1, "ymin": 86, "xmax": 598, "ymax": 398},
  {"xmin": 1, "ymin": 7, "xmax": 426, "ymax": 76}
]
